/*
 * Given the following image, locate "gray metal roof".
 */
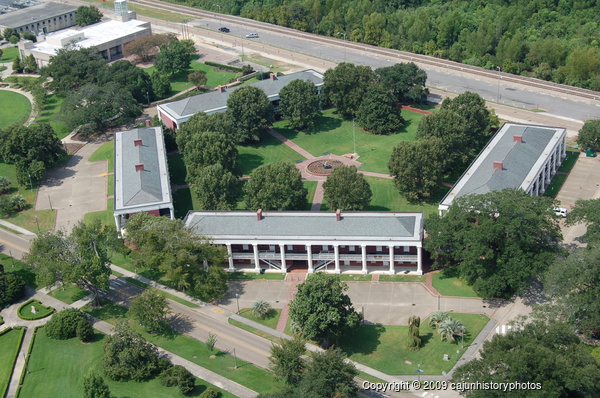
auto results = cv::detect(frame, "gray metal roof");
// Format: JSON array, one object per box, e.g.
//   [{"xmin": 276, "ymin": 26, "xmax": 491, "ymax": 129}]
[
  {"xmin": 0, "ymin": 2, "xmax": 76, "ymax": 27},
  {"xmin": 184, "ymin": 211, "xmax": 423, "ymax": 242},
  {"xmin": 440, "ymin": 123, "xmax": 566, "ymax": 208},
  {"xmin": 114, "ymin": 127, "xmax": 173, "ymax": 214},
  {"xmin": 159, "ymin": 69, "xmax": 324, "ymax": 120}
]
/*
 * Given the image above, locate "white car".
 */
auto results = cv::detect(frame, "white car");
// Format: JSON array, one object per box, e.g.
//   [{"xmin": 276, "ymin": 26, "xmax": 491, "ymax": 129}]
[
  {"xmin": 554, "ymin": 207, "xmax": 568, "ymax": 217},
  {"xmin": 246, "ymin": 33, "xmax": 259, "ymax": 38}
]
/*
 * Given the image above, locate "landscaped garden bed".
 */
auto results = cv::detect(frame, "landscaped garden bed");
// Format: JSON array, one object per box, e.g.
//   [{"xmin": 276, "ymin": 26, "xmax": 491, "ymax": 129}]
[{"xmin": 18, "ymin": 299, "xmax": 55, "ymax": 320}]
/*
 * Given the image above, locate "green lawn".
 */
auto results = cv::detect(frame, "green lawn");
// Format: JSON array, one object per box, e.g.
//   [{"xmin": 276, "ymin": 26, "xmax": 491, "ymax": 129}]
[
  {"xmin": 82, "ymin": 300, "xmax": 284, "ymax": 395},
  {"xmin": 238, "ymin": 132, "xmax": 305, "ymax": 176},
  {"xmin": 238, "ymin": 308, "xmax": 281, "ymax": 330},
  {"xmin": 173, "ymin": 187, "xmax": 200, "ymax": 219},
  {"xmin": 34, "ymin": 93, "xmax": 71, "ymax": 139},
  {"xmin": 273, "ymin": 108, "xmax": 424, "ymax": 174},
  {"xmin": 558, "ymin": 150, "xmax": 580, "ymax": 173},
  {"xmin": 0, "ymin": 253, "xmax": 38, "ymax": 288},
  {"xmin": 0, "ymin": 46, "xmax": 18, "ymax": 62},
  {"xmin": 0, "ymin": 163, "xmax": 56, "ymax": 233},
  {"xmin": 0, "ymin": 90, "xmax": 31, "ymax": 129},
  {"xmin": 543, "ymin": 174, "xmax": 567, "ymax": 198},
  {"xmin": 303, "ymin": 180, "xmax": 318, "ymax": 210},
  {"xmin": 228, "ymin": 318, "xmax": 279, "ymax": 342},
  {"xmin": 123, "ymin": 277, "xmax": 200, "ymax": 308},
  {"xmin": 228, "ymin": 272, "xmax": 286, "ymax": 280},
  {"xmin": 366, "ymin": 177, "xmax": 441, "ymax": 215},
  {"xmin": 18, "ymin": 299, "xmax": 54, "ymax": 319},
  {"xmin": 432, "ymin": 271, "xmax": 479, "ymax": 297},
  {"xmin": 48, "ymin": 284, "xmax": 89, "ymax": 304},
  {"xmin": 89, "ymin": 140, "xmax": 114, "ymax": 172},
  {"xmin": 20, "ymin": 328, "xmax": 236, "ymax": 398},
  {"xmin": 168, "ymin": 153, "xmax": 187, "ymax": 185},
  {"xmin": 339, "ymin": 314, "xmax": 490, "ymax": 374},
  {"xmin": 83, "ymin": 198, "xmax": 114, "ymax": 227},
  {"xmin": 379, "ymin": 274, "xmax": 424, "ymax": 282},
  {"xmin": 0, "ymin": 327, "xmax": 25, "ymax": 397}
]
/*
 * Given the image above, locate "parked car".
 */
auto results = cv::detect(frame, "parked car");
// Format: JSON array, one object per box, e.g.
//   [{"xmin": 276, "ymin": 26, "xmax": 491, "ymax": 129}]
[
  {"xmin": 219, "ymin": 27, "xmax": 230, "ymax": 33},
  {"xmin": 554, "ymin": 207, "xmax": 568, "ymax": 217},
  {"xmin": 246, "ymin": 32, "xmax": 259, "ymax": 38}
]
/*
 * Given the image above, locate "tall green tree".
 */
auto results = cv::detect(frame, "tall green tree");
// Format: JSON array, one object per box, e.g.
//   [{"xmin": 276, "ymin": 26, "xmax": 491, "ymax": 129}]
[
  {"xmin": 124, "ymin": 34, "xmax": 174, "ymax": 63},
  {"xmin": 154, "ymin": 39, "xmax": 196, "ymax": 76},
  {"xmin": 289, "ymin": 273, "xmax": 361, "ymax": 347},
  {"xmin": 98, "ymin": 60, "xmax": 153, "ymax": 104},
  {"xmin": 183, "ymin": 130, "xmax": 239, "ymax": 181},
  {"xmin": 388, "ymin": 138, "xmax": 446, "ymax": 201},
  {"xmin": 193, "ymin": 164, "xmax": 239, "ymax": 211},
  {"xmin": 576, "ymin": 119, "xmax": 600, "ymax": 151},
  {"xmin": 322, "ymin": 62, "xmax": 375, "ymax": 119},
  {"xmin": 226, "ymin": 85, "xmax": 274, "ymax": 142},
  {"xmin": 151, "ymin": 71, "xmax": 171, "ymax": 100},
  {"xmin": 25, "ymin": 219, "xmax": 118, "ymax": 306},
  {"xmin": 130, "ymin": 289, "xmax": 170, "ymax": 333},
  {"xmin": 278, "ymin": 79, "xmax": 321, "ymax": 130},
  {"xmin": 176, "ymin": 112, "xmax": 234, "ymax": 153},
  {"xmin": 0, "ymin": 264, "xmax": 25, "ymax": 307},
  {"xmin": 269, "ymin": 336, "xmax": 306, "ymax": 386},
  {"xmin": 375, "ymin": 62, "xmax": 429, "ymax": 104},
  {"xmin": 425, "ymin": 189, "xmax": 562, "ymax": 299},
  {"xmin": 297, "ymin": 348, "xmax": 358, "ymax": 398},
  {"xmin": 322, "ymin": 165, "xmax": 372, "ymax": 210},
  {"xmin": 244, "ymin": 162, "xmax": 307, "ymax": 211},
  {"xmin": 75, "ymin": 5, "xmax": 103, "ymax": 26},
  {"xmin": 42, "ymin": 47, "xmax": 107, "ymax": 93},
  {"xmin": 415, "ymin": 109, "xmax": 470, "ymax": 169},
  {"xmin": 356, "ymin": 84, "xmax": 403, "ymax": 134},
  {"xmin": 188, "ymin": 71, "xmax": 207, "ymax": 89},
  {"xmin": 567, "ymin": 198, "xmax": 600, "ymax": 243}
]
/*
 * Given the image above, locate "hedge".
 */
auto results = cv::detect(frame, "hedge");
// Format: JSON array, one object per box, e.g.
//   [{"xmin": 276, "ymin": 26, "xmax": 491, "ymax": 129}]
[
  {"xmin": 0, "ymin": 326, "xmax": 26, "ymax": 398},
  {"xmin": 17, "ymin": 299, "xmax": 54, "ymax": 320},
  {"xmin": 204, "ymin": 61, "xmax": 243, "ymax": 72}
]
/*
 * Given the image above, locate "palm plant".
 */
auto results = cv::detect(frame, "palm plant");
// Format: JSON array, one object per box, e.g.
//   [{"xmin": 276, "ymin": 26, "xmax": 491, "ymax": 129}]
[
  {"xmin": 10, "ymin": 194, "xmax": 26, "ymax": 211},
  {"xmin": 428, "ymin": 312, "xmax": 450, "ymax": 329},
  {"xmin": 438, "ymin": 318, "xmax": 465, "ymax": 343},
  {"xmin": 252, "ymin": 300, "xmax": 271, "ymax": 318}
]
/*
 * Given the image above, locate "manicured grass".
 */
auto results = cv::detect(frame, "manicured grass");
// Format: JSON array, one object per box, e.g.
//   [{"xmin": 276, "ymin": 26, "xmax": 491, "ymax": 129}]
[
  {"xmin": 168, "ymin": 153, "xmax": 187, "ymax": 185},
  {"xmin": 543, "ymin": 174, "xmax": 567, "ymax": 198},
  {"xmin": 339, "ymin": 313, "xmax": 490, "ymax": 375},
  {"xmin": 34, "ymin": 93, "xmax": 71, "ymax": 139},
  {"xmin": 238, "ymin": 132, "xmax": 306, "ymax": 176},
  {"xmin": 273, "ymin": 108, "xmax": 424, "ymax": 174},
  {"xmin": 238, "ymin": 308, "xmax": 281, "ymax": 330},
  {"xmin": 303, "ymin": 180, "xmax": 317, "ymax": 210},
  {"xmin": 339, "ymin": 274, "xmax": 372, "ymax": 282},
  {"xmin": 431, "ymin": 272, "xmax": 479, "ymax": 298},
  {"xmin": 173, "ymin": 187, "xmax": 201, "ymax": 219},
  {"xmin": 228, "ymin": 318, "xmax": 279, "ymax": 342},
  {"xmin": 558, "ymin": 150, "xmax": 580, "ymax": 173},
  {"xmin": 0, "ymin": 327, "xmax": 25, "ymax": 397},
  {"xmin": 0, "ymin": 46, "xmax": 18, "ymax": 62},
  {"xmin": 379, "ymin": 274, "xmax": 424, "ymax": 282},
  {"xmin": 228, "ymin": 272, "xmax": 286, "ymax": 280},
  {"xmin": 82, "ymin": 301, "xmax": 284, "ymax": 395},
  {"xmin": 82, "ymin": 0, "xmax": 188, "ymax": 22},
  {"xmin": 18, "ymin": 299, "xmax": 54, "ymax": 320},
  {"xmin": 0, "ymin": 90, "xmax": 31, "ymax": 129},
  {"xmin": 365, "ymin": 176, "xmax": 441, "ymax": 215},
  {"xmin": 0, "ymin": 162, "xmax": 56, "ymax": 233},
  {"xmin": 124, "ymin": 277, "xmax": 200, "ymax": 308},
  {"xmin": 0, "ymin": 253, "xmax": 38, "ymax": 288},
  {"xmin": 83, "ymin": 198, "xmax": 114, "ymax": 227},
  {"xmin": 89, "ymin": 140, "xmax": 114, "ymax": 172},
  {"xmin": 20, "ymin": 328, "xmax": 236, "ymax": 398},
  {"xmin": 48, "ymin": 284, "xmax": 89, "ymax": 304}
]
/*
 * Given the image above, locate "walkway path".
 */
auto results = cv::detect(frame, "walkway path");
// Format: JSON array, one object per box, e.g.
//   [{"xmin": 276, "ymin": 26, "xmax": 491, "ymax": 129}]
[
  {"xmin": 310, "ymin": 181, "xmax": 324, "ymax": 211},
  {"xmin": 275, "ymin": 273, "xmax": 306, "ymax": 332},
  {"xmin": 267, "ymin": 128, "xmax": 315, "ymax": 159}
]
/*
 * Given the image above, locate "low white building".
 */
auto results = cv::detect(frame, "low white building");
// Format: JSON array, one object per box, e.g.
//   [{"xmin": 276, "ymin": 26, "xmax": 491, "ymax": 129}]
[
  {"xmin": 184, "ymin": 210, "xmax": 424, "ymax": 275},
  {"xmin": 0, "ymin": 2, "xmax": 77, "ymax": 36},
  {"xmin": 18, "ymin": 18, "xmax": 151, "ymax": 67},
  {"xmin": 439, "ymin": 123, "xmax": 567, "ymax": 215}
]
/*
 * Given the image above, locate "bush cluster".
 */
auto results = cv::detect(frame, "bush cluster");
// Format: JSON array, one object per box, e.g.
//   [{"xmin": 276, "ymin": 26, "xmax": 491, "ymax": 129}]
[{"xmin": 45, "ymin": 308, "xmax": 92, "ymax": 340}]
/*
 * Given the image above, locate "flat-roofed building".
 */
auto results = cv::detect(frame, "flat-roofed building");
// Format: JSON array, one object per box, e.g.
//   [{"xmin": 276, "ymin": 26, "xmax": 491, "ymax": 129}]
[
  {"xmin": 0, "ymin": 2, "xmax": 76, "ymax": 35},
  {"xmin": 114, "ymin": 125, "xmax": 174, "ymax": 236},
  {"xmin": 184, "ymin": 210, "xmax": 424, "ymax": 275},
  {"xmin": 17, "ymin": 18, "xmax": 151, "ymax": 67},
  {"xmin": 438, "ymin": 122, "xmax": 567, "ymax": 215},
  {"xmin": 157, "ymin": 69, "xmax": 324, "ymax": 129}
]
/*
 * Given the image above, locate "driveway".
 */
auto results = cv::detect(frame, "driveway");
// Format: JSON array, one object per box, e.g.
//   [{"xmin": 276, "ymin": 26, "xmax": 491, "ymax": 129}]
[{"xmin": 35, "ymin": 142, "xmax": 108, "ymax": 232}]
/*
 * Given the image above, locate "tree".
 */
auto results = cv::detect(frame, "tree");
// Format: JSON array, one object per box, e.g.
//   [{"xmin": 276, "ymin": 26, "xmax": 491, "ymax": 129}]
[
  {"xmin": 76, "ymin": 317, "xmax": 95, "ymax": 342},
  {"xmin": 124, "ymin": 34, "xmax": 174, "ymax": 63},
  {"xmin": 428, "ymin": 311, "xmax": 450, "ymax": 329},
  {"xmin": 226, "ymin": 85, "xmax": 274, "ymax": 142},
  {"xmin": 576, "ymin": 119, "xmax": 600, "ymax": 151},
  {"xmin": 289, "ymin": 273, "xmax": 361, "ymax": 347},
  {"xmin": 103, "ymin": 322, "xmax": 161, "ymax": 381},
  {"xmin": 544, "ymin": 246, "xmax": 600, "ymax": 340},
  {"xmin": 75, "ymin": 5, "xmax": 103, "ymax": 26},
  {"xmin": 278, "ymin": 79, "xmax": 321, "ymax": 130},
  {"xmin": 155, "ymin": 39, "xmax": 196, "ymax": 76},
  {"xmin": 24, "ymin": 54, "xmax": 37, "ymax": 73},
  {"xmin": 176, "ymin": 112, "xmax": 234, "ymax": 153},
  {"xmin": 244, "ymin": 162, "xmax": 308, "ymax": 211},
  {"xmin": 0, "ymin": 123, "xmax": 65, "ymax": 172},
  {"xmin": 453, "ymin": 317, "xmax": 600, "ymax": 397},
  {"xmin": 3, "ymin": 28, "xmax": 16, "ymax": 41},
  {"xmin": 375, "ymin": 62, "xmax": 429, "ymax": 104},
  {"xmin": 407, "ymin": 315, "xmax": 421, "ymax": 351},
  {"xmin": 199, "ymin": 388, "xmax": 219, "ymax": 398},
  {"xmin": 11, "ymin": 57, "xmax": 22, "ymax": 74},
  {"xmin": 205, "ymin": 332, "xmax": 217, "ymax": 352},
  {"xmin": 269, "ymin": 336, "xmax": 306, "ymax": 386},
  {"xmin": 322, "ymin": 62, "xmax": 375, "ymax": 119},
  {"xmin": 10, "ymin": 194, "xmax": 26, "ymax": 211},
  {"xmin": 130, "ymin": 289, "xmax": 170, "ymax": 333},
  {"xmin": 297, "ymin": 348, "xmax": 358, "ymax": 398},
  {"xmin": 252, "ymin": 300, "xmax": 271, "ymax": 318},
  {"xmin": 322, "ymin": 165, "xmax": 372, "ymax": 210},
  {"xmin": 0, "ymin": 264, "xmax": 25, "ymax": 307},
  {"xmin": 25, "ymin": 219, "xmax": 118, "ymax": 306},
  {"xmin": 356, "ymin": 84, "xmax": 404, "ymax": 135},
  {"xmin": 183, "ymin": 131, "xmax": 239, "ymax": 180},
  {"xmin": 425, "ymin": 189, "xmax": 562, "ymax": 299},
  {"xmin": 388, "ymin": 138, "xmax": 446, "ymax": 201},
  {"xmin": 159, "ymin": 365, "xmax": 196, "ymax": 395},
  {"xmin": 193, "ymin": 265, "xmax": 229, "ymax": 301},
  {"xmin": 15, "ymin": 159, "xmax": 45, "ymax": 187},
  {"xmin": 188, "ymin": 71, "xmax": 207, "ymax": 89},
  {"xmin": 82, "ymin": 373, "xmax": 111, "ymax": 398},
  {"xmin": 567, "ymin": 198, "xmax": 600, "ymax": 243},
  {"xmin": 0, "ymin": 176, "xmax": 10, "ymax": 193},
  {"xmin": 192, "ymin": 164, "xmax": 239, "ymax": 211},
  {"xmin": 151, "ymin": 72, "xmax": 171, "ymax": 100},
  {"xmin": 437, "ymin": 318, "xmax": 464, "ymax": 343},
  {"xmin": 98, "ymin": 60, "xmax": 153, "ymax": 104},
  {"xmin": 45, "ymin": 308, "xmax": 90, "ymax": 340},
  {"xmin": 42, "ymin": 47, "xmax": 106, "ymax": 93},
  {"xmin": 21, "ymin": 31, "xmax": 36, "ymax": 43},
  {"xmin": 9, "ymin": 35, "xmax": 19, "ymax": 44}
]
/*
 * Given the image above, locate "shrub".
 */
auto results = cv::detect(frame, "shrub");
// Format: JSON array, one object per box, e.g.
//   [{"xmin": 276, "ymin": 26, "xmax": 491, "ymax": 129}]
[
  {"xmin": 0, "ymin": 176, "xmax": 10, "ymax": 193},
  {"xmin": 252, "ymin": 300, "xmax": 271, "ymax": 318},
  {"xmin": 82, "ymin": 373, "xmax": 110, "ymax": 398},
  {"xmin": 0, "ymin": 264, "xmax": 25, "ymax": 306},
  {"xmin": 204, "ymin": 61, "xmax": 242, "ymax": 72},
  {"xmin": 200, "ymin": 387, "xmax": 219, "ymax": 398},
  {"xmin": 76, "ymin": 318, "xmax": 95, "ymax": 342},
  {"xmin": 17, "ymin": 299, "xmax": 54, "ymax": 320},
  {"xmin": 205, "ymin": 332, "xmax": 217, "ymax": 352},
  {"xmin": 159, "ymin": 365, "xmax": 195, "ymax": 395},
  {"xmin": 45, "ymin": 308, "xmax": 88, "ymax": 339}
]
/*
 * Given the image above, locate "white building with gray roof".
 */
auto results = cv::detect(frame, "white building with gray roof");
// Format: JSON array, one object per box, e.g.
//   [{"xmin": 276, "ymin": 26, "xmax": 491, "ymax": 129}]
[
  {"xmin": 184, "ymin": 209, "xmax": 424, "ymax": 275},
  {"xmin": 157, "ymin": 69, "xmax": 324, "ymax": 130},
  {"xmin": 114, "ymin": 125, "xmax": 174, "ymax": 235},
  {"xmin": 439, "ymin": 122, "xmax": 567, "ymax": 215}
]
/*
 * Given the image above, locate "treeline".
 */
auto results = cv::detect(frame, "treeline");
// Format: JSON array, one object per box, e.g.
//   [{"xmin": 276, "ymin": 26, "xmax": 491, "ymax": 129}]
[{"xmin": 170, "ymin": 0, "xmax": 600, "ymax": 90}]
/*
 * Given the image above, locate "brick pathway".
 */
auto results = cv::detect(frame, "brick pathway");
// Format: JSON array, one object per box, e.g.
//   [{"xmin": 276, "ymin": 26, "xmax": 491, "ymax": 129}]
[
  {"xmin": 310, "ymin": 181, "xmax": 324, "ymax": 211},
  {"xmin": 358, "ymin": 170, "xmax": 393, "ymax": 179},
  {"xmin": 267, "ymin": 129, "xmax": 315, "ymax": 159},
  {"xmin": 275, "ymin": 273, "xmax": 306, "ymax": 332}
]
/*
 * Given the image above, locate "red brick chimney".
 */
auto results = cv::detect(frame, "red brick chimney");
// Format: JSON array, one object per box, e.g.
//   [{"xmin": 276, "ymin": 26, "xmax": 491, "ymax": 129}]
[
  {"xmin": 493, "ymin": 161, "xmax": 503, "ymax": 170},
  {"xmin": 513, "ymin": 135, "xmax": 523, "ymax": 143},
  {"xmin": 135, "ymin": 163, "xmax": 144, "ymax": 172},
  {"xmin": 134, "ymin": 139, "xmax": 142, "ymax": 147},
  {"xmin": 270, "ymin": 73, "xmax": 276, "ymax": 80},
  {"xmin": 257, "ymin": 209, "xmax": 262, "ymax": 221},
  {"xmin": 336, "ymin": 209, "xmax": 341, "ymax": 221},
  {"xmin": 145, "ymin": 120, "xmax": 151, "ymax": 127}
]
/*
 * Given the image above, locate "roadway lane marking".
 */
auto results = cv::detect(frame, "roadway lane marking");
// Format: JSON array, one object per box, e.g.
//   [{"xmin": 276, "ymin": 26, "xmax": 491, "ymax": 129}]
[
  {"xmin": 212, "ymin": 308, "xmax": 224, "ymax": 314},
  {"xmin": 0, "ymin": 237, "xmax": 29, "ymax": 253}
]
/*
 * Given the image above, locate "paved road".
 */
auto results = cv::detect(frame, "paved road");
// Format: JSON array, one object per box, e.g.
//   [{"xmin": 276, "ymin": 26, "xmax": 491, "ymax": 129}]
[{"xmin": 0, "ymin": 228, "xmax": 34, "ymax": 259}]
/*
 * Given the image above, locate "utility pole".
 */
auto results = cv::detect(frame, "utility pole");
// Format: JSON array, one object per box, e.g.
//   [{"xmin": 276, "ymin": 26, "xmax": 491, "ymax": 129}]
[
  {"xmin": 492, "ymin": 65, "xmax": 501, "ymax": 102},
  {"xmin": 213, "ymin": 4, "xmax": 221, "ymax": 29},
  {"xmin": 337, "ymin": 32, "xmax": 347, "ymax": 62},
  {"xmin": 353, "ymin": 118, "xmax": 356, "ymax": 155}
]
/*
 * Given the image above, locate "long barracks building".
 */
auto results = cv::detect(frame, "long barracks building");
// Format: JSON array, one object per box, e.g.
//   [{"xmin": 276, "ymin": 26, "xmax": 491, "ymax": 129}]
[{"xmin": 184, "ymin": 210, "xmax": 424, "ymax": 275}]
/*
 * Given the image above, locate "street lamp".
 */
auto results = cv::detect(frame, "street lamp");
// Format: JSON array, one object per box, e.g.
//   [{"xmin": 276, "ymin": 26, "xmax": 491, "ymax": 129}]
[
  {"xmin": 233, "ymin": 346, "xmax": 238, "ymax": 369},
  {"xmin": 146, "ymin": 91, "xmax": 150, "ymax": 107},
  {"xmin": 28, "ymin": 173, "xmax": 32, "ymax": 191},
  {"xmin": 492, "ymin": 65, "xmax": 501, "ymax": 102},
  {"xmin": 337, "ymin": 31, "xmax": 347, "ymax": 62},
  {"xmin": 235, "ymin": 293, "xmax": 240, "ymax": 314},
  {"xmin": 461, "ymin": 325, "xmax": 465, "ymax": 349},
  {"xmin": 35, "ymin": 215, "xmax": 39, "ymax": 232},
  {"xmin": 213, "ymin": 4, "xmax": 222, "ymax": 29},
  {"xmin": 415, "ymin": 364, "xmax": 424, "ymax": 384}
]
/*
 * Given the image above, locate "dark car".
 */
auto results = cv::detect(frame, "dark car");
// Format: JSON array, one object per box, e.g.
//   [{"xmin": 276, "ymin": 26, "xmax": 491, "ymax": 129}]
[{"xmin": 219, "ymin": 27, "xmax": 230, "ymax": 33}]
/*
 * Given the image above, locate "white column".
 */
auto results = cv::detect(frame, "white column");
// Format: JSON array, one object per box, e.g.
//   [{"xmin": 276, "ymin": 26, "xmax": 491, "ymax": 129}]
[
  {"xmin": 562, "ymin": 140, "xmax": 566, "ymax": 158},
  {"xmin": 279, "ymin": 244, "xmax": 287, "ymax": 273},
  {"xmin": 114, "ymin": 215, "xmax": 120, "ymax": 233},
  {"xmin": 388, "ymin": 245, "xmax": 395, "ymax": 275},
  {"xmin": 361, "ymin": 245, "xmax": 367, "ymax": 275},
  {"xmin": 306, "ymin": 245, "xmax": 314, "ymax": 274},
  {"xmin": 226, "ymin": 244, "xmax": 234, "ymax": 272},
  {"xmin": 253, "ymin": 244, "xmax": 260, "ymax": 273},
  {"xmin": 417, "ymin": 246, "xmax": 423, "ymax": 275},
  {"xmin": 334, "ymin": 245, "xmax": 340, "ymax": 274},
  {"xmin": 546, "ymin": 161, "xmax": 551, "ymax": 182},
  {"xmin": 169, "ymin": 207, "xmax": 175, "ymax": 220},
  {"xmin": 540, "ymin": 167, "xmax": 546, "ymax": 194}
]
